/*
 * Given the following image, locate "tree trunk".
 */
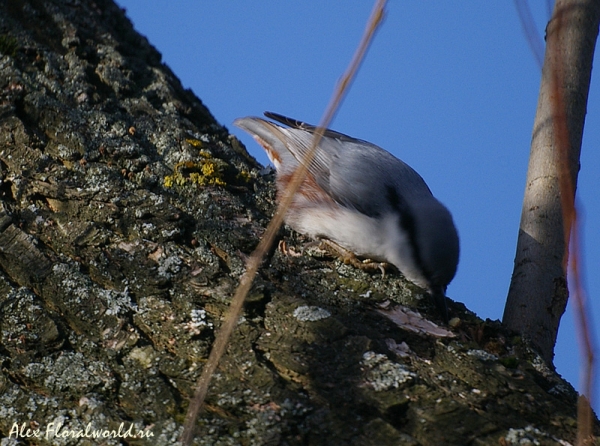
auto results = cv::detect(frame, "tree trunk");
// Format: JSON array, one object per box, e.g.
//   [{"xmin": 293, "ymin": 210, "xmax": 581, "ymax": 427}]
[
  {"xmin": 503, "ymin": 0, "xmax": 600, "ymax": 364},
  {"xmin": 0, "ymin": 0, "xmax": 597, "ymax": 444}
]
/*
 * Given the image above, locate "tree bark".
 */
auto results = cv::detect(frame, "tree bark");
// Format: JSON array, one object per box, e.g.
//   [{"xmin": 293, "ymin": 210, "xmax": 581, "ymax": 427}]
[
  {"xmin": 503, "ymin": 0, "xmax": 600, "ymax": 364},
  {"xmin": 0, "ymin": 0, "xmax": 597, "ymax": 444}
]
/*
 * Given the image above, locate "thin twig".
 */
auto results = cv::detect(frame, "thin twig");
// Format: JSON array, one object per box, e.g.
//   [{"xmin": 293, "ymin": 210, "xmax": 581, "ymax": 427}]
[
  {"xmin": 180, "ymin": 1, "xmax": 387, "ymax": 444},
  {"xmin": 570, "ymin": 208, "xmax": 595, "ymax": 445},
  {"xmin": 513, "ymin": 0, "xmax": 545, "ymax": 67},
  {"xmin": 514, "ymin": 3, "xmax": 595, "ymax": 443},
  {"xmin": 547, "ymin": 6, "xmax": 595, "ymax": 445}
]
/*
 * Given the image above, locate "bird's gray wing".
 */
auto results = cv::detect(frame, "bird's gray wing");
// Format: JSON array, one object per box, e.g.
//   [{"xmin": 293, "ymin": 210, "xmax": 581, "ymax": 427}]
[
  {"xmin": 265, "ymin": 112, "xmax": 367, "ymax": 143},
  {"xmin": 237, "ymin": 112, "xmax": 433, "ymax": 217},
  {"xmin": 324, "ymin": 140, "xmax": 433, "ymax": 217},
  {"xmin": 274, "ymin": 126, "xmax": 434, "ymax": 217},
  {"xmin": 234, "ymin": 114, "xmax": 338, "ymax": 184},
  {"xmin": 261, "ymin": 112, "xmax": 377, "ymax": 188}
]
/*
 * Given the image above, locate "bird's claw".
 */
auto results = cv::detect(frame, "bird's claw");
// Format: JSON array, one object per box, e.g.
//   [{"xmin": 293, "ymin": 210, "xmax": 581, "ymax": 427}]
[
  {"xmin": 278, "ymin": 240, "xmax": 302, "ymax": 257},
  {"xmin": 320, "ymin": 239, "xmax": 389, "ymax": 278}
]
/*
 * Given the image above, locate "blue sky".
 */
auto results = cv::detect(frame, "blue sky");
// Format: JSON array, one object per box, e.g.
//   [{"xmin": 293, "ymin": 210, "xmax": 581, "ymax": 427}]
[{"xmin": 115, "ymin": 1, "xmax": 600, "ymax": 406}]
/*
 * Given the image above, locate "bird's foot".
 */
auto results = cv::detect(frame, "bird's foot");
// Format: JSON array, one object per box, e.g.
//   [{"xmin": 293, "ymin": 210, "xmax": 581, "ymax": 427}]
[
  {"xmin": 319, "ymin": 239, "xmax": 390, "ymax": 278},
  {"xmin": 278, "ymin": 240, "xmax": 303, "ymax": 257}
]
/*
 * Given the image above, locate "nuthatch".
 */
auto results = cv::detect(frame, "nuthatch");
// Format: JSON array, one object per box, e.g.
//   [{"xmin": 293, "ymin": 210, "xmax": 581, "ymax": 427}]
[{"xmin": 234, "ymin": 112, "xmax": 459, "ymax": 321}]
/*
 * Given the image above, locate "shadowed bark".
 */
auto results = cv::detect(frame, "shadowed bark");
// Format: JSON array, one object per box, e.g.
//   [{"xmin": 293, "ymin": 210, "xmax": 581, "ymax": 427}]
[{"xmin": 0, "ymin": 0, "xmax": 597, "ymax": 444}]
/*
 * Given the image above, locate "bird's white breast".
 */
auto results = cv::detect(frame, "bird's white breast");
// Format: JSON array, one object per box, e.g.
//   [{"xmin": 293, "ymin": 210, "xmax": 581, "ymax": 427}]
[{"xmin": 287, "ymin": 199, "xmax": 430, "ymax": 290}]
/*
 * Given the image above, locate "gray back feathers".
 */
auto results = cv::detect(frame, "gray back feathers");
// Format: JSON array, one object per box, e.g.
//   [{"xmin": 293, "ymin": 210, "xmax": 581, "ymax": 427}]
[{"xmin": 234, "ymin": 113, "xmax": 459, "ymax": 291}]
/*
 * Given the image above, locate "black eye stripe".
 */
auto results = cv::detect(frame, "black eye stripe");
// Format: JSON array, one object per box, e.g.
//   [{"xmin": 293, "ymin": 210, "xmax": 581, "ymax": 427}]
[{"xmin": 385, "ymin": 186, "xmax": 431, "ymax": 282}]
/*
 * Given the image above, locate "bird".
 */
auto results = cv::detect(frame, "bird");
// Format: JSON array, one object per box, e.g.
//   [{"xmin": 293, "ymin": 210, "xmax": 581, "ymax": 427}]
[{"xmin": 234, "ymin": 112, "xmax": 459, "ymax": 322}]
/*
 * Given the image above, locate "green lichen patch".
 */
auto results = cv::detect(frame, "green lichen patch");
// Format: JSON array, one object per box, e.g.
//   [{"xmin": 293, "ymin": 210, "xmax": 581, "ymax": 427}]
[
  {"xmin": 0, "ymin": 33, "xmax": 18, "ymax": 57},
  {"xmin": 21, "ymin": 351, "xmax": 115, "ymax": 396},
  {"xmin": 133, "ymin": 295, "xmax": 214, "ymax": 362},
  {"xmin": 361, "ymin": 351, "xmax": 416, "ymax": 392},
  {"xmin": 293, "ymin": 305, "xmax": 331, "ymax": 322},
  {"xmin": 0, "ymin": 287, "xmax": 63, "ymax": 358}
]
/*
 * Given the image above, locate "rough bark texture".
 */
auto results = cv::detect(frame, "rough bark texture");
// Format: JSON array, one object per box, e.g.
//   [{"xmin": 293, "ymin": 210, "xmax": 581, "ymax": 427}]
[
  {"xmin": 503, "ymin": 0, "xmax": 600, "ymax": 364},
  {"xmin": 0, "ymin": 0, "xmax": 596, "ymax": 445}
]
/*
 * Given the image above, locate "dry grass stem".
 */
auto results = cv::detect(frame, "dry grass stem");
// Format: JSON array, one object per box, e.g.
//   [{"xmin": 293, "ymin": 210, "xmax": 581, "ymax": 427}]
[{"xmin": 180, "ymin": 1, "xmax": 387, "ymax": 443}]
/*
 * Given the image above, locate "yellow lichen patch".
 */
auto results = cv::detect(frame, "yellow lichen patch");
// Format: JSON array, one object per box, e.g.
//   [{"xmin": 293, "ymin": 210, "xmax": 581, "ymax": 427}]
[
  {"xmin": 236, "ymin": 169, "xmax": 252, "ymax": 183},
  {"xmin": 163, "ymin": 153, "xmax": 227, "ymax": 188},
  {"xmin": 185, "ymin": 138, "xmax": 204, "ymax": 148},
  {"xmin": 201, "ymin": 161, "xmax": 216, "ymax": 177}
]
